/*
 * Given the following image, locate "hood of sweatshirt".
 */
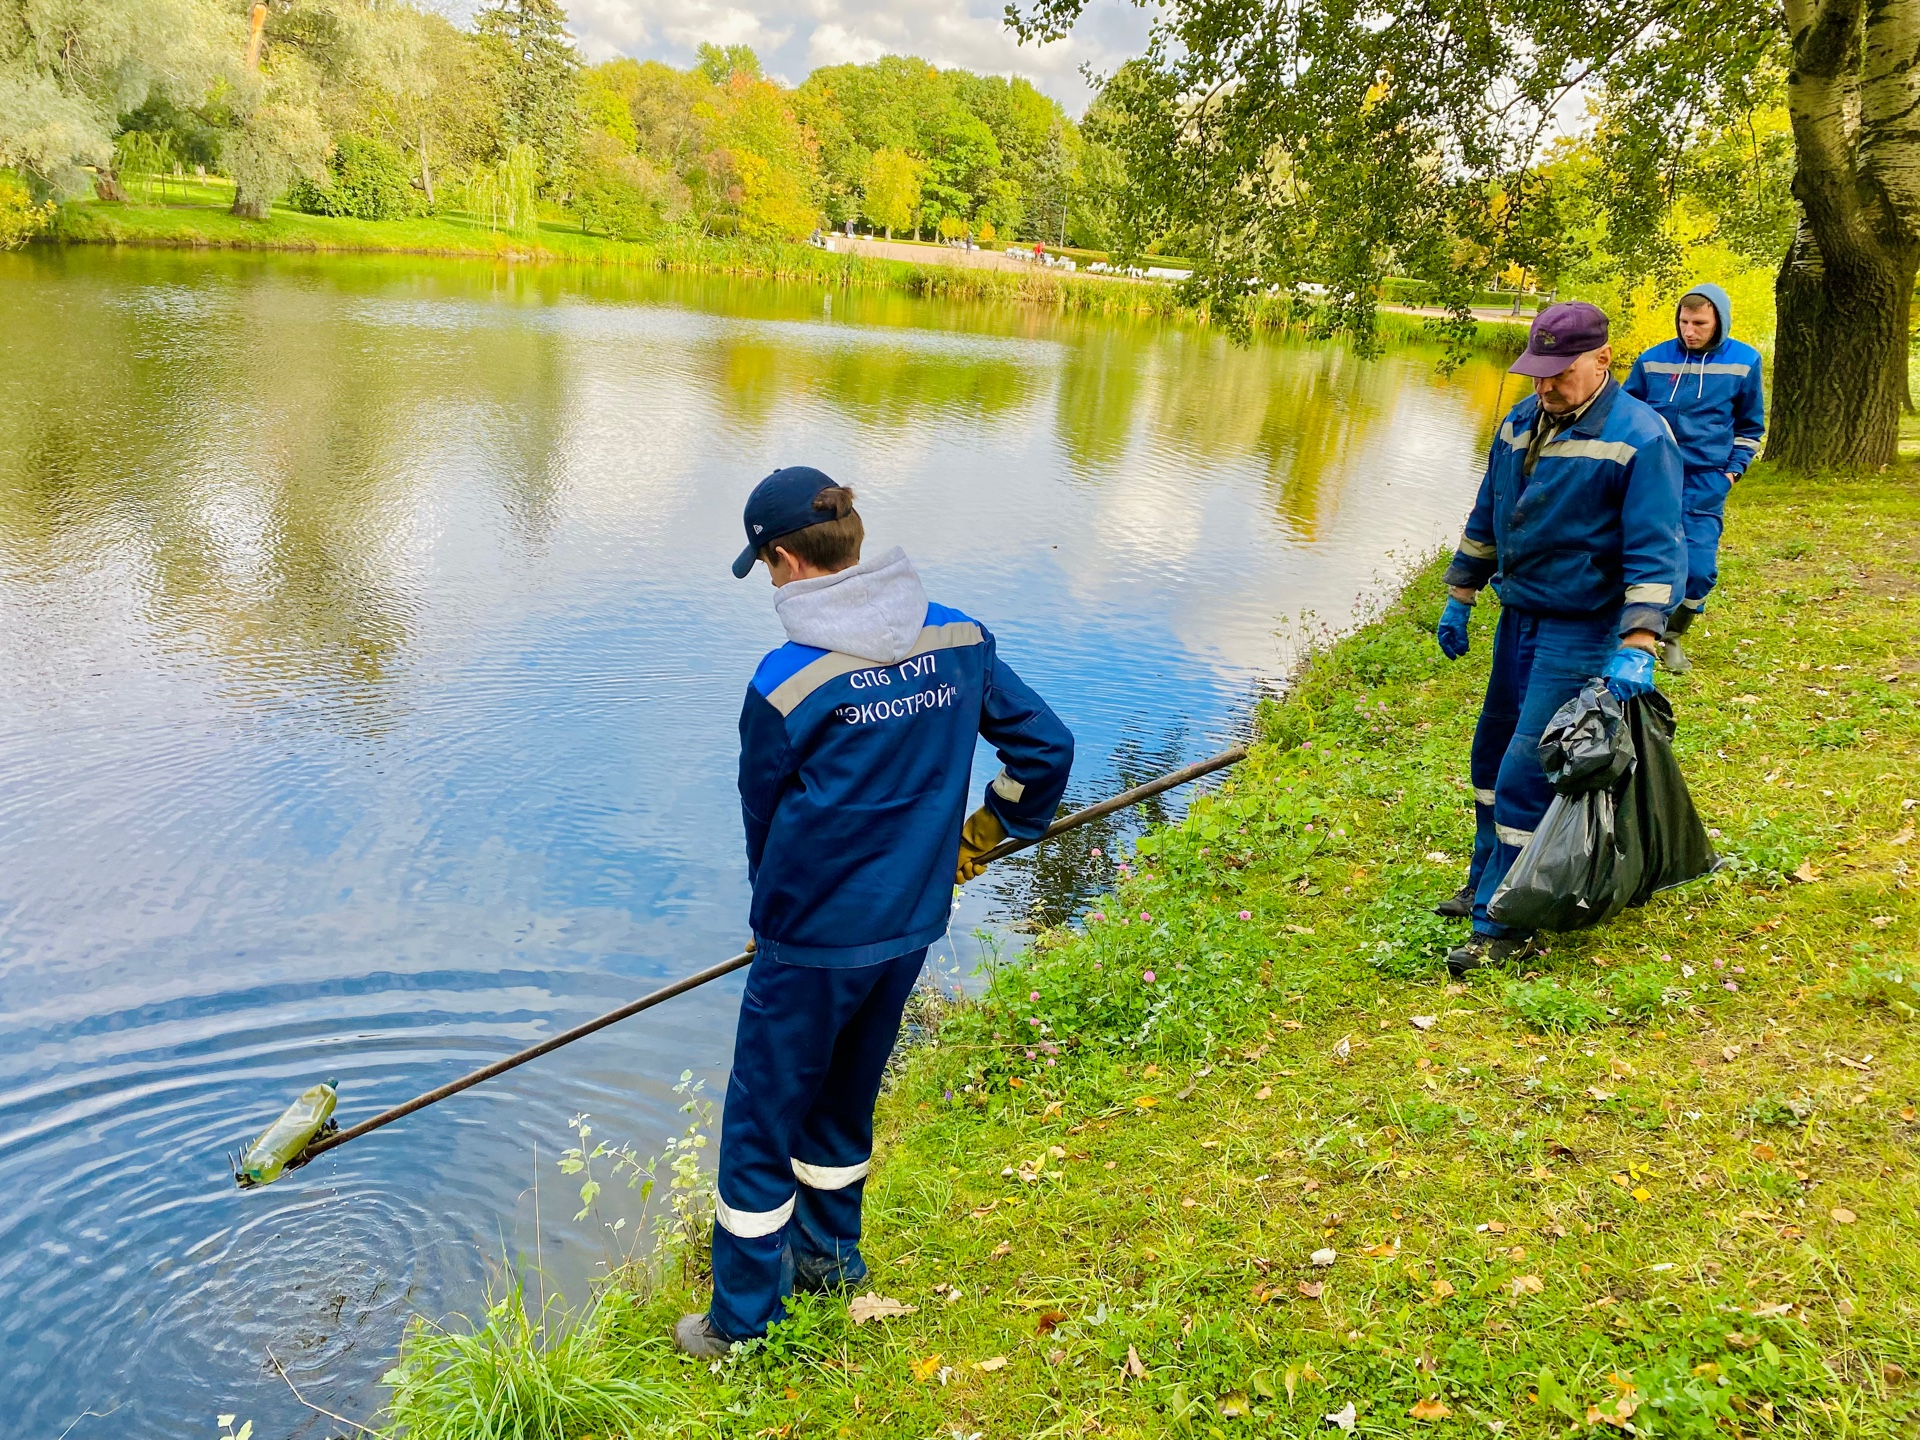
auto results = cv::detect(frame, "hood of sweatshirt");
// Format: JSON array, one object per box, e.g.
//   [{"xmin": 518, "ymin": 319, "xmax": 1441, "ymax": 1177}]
[
  {"xmin": 773, "ymin": 546, "xmax": 929, "ymax": 664},
  {"xmin": 1675, "ymin": 281, "xmax": 1733, "ymax": 352}
]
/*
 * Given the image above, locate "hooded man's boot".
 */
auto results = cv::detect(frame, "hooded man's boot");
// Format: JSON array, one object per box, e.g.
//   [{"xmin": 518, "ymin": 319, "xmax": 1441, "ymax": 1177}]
[{"xmin": 1660, "ymin": 604, "xmax": 1697, "ymax": 674}]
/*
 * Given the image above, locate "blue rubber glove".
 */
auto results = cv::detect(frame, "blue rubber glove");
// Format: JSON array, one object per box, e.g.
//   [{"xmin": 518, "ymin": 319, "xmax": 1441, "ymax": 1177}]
[
  {"xmin": 1436, "ymin": 597, "xmax": 1472, "ymax": 660},
  {"xmin": 1602, "ymin": 645, "xmax": 1656, "ymax": 700}
]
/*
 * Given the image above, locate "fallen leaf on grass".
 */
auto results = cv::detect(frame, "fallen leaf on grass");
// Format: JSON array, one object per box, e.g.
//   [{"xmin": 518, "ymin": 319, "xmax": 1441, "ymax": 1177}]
[
  {"xmin": 1324, "ymin": 1401, "xmax": 1357, "ymax": 1431},
  {"xmin": 910, "ymin": 1354, "xmax": 942, "ymax": 1381},
  {"xmin": 974, "ymin": 1356, "xmax": 1007, "ymax": 1372},
  {"xmin": 1410, "ymin": 1015, "xmax": 1437, "ymax": 1030},
  {"xmin": 1042, "ymin": 1100, "xmax": 1063, "ymax": 1117},
  {"xmin": 1587, "ymin": 1087, "xmax": 1616, "ymax": 1102},
  {"xmin": 1298, "ymin": 1280, "xmax": 1325, "ymax": 1299},
  {"xmin": 1220, "ymin": 1392, "xmax": 1252, "ymax": 1418},
  {"xmin": 849, "ymin": 1293, "xmax": 917, "ymax": 1324},
  {"xmin": 1311, "ymin": 1247, "xmax": 1337, "ymax": 1266},
  {"xmin": 970, "ymin": 1201, "xmax": 997, "ymax": 1219},
  {"xmin": 1511, "ymin": 1274, "xmax": 1544, "ymax": 1296},
  {"xmin": 1363, "ymin": 1240, "xmax": 1399, "ymax": 1257},
  {"xmin": 1430, "ymin": 1279, "xmax": 1456, "ymax": 1301},
  {"xmin": 1135, "ymin": 1096, "xmax": 1159, "ymax": 1109},
  {"xmin": 1832, "ymin": 1207, "xmax": 1858, "ymax": 1224},
  {"xmin": 1255, "ymin": 1085, "xmax": 1273, "ymax": 1099},
  {"xmin": 1034, "ymin": 1310, "xmax": 1068, "ymax": 1334},
  {"xmin": 1332, "ymin": 1036, "xmax": 1352, "ymax": 1061},
  {"xmin": 1410, "ymin": 1396, "xmax": 1452, "ymax": 1422},
  {"xmin": 1631, "ymin": 1187, "xmax": 1652, "ymax": 1203},
  {"xmin": 1793, "ymin": 860, "xmax": 1819, "ymax": 883},
  {"xmin": 1753, "ymin": 1143, "xmax": 1777, "ymax": 1161},
  {"xmin": 1124, "ymin": 1345, "xmax": 1146, "ymax": 1378},
  {"xmin": 991, "ymin": 1241, "xmax": 1012, "ymax": 1257}
]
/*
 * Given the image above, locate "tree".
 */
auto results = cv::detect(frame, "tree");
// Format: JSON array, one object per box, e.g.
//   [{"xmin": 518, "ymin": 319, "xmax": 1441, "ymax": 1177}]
[
  {"xmin": 473, "ymin": 0, "xmax": 579, "ymax": 181},
  {"xmin": 864, "ymin": 146, "xmax": 924, "ymax": 237},
  {"xmin": 1011, "ymin": 0, "xmax": 1912, "ymax": 469},
  {"xmin": 0, "ymin": 0, "xmax": 235, "ymax": 196},
  {"xmin": 695, "ymin": 43, "xmax": 761, "ymax": 86},
  {"xmin": 704, "ymin": 72, "xmax": 820, "ymax": 240}
]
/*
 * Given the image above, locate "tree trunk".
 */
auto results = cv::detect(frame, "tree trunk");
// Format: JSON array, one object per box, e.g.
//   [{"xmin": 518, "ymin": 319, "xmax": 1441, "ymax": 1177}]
[
  {"xmin": 419, "ymin": 124, "xmax": 435, "ymax": 209},
  {"xmin": 1768, "ymin": 217, "xmax": 1916, "ymax": 469},
  {"xmin": 230, "ymin": 189, "xmax": 272, "ymax": 220},
  {"xmin": 93, "ymin": 170, "xmax": 129, "ymax": 202}
]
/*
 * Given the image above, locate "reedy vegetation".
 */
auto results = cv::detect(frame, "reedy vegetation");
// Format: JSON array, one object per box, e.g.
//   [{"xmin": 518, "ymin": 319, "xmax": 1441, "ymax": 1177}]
[{"xmin": 378, "ymin": 464, "xmax": 1920, "ymax": 1436}]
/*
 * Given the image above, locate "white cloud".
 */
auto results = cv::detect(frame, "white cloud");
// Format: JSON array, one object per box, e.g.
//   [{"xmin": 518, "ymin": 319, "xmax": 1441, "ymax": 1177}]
[{"xmin": 552, "ymin": 0, "xmax": 1150, "ymax": 112}]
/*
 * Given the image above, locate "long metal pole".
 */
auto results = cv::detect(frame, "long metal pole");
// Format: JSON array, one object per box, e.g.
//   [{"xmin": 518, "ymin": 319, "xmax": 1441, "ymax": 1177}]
[{"xmin": 289, "ymin": 742, "xmax": 1248, "ymax": 1170}]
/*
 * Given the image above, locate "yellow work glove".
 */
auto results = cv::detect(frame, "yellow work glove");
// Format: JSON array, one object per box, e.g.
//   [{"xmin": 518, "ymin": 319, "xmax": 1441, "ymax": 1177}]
[{"xmin": 955, "ymin": 805, "xmax": 1008, "ymax": 884}]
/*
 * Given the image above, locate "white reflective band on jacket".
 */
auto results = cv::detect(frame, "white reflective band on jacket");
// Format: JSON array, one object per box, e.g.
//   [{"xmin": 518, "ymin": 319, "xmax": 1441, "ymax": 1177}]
[
  {"xmin": 715, "ymin": 1192, "xmax": 796, "ymax": 1238},
  {"xmin": 791, "ymin": 1157, "xmax": 871, "ymax": 1190}
]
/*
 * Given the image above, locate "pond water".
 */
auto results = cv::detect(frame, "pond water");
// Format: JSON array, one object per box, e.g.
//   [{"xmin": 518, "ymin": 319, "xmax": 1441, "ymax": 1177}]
[{"xmin": 0, "ymin": 247, "xmax": 1509, "ymax": 1436}]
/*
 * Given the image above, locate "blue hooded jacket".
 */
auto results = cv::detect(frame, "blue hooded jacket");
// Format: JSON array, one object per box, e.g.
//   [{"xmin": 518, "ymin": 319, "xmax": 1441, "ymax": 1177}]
[
  {"xmin": 1623, "ymin": 282, "xmax": 1766, "ymax": 479},
  {"xmin": 738, "ymin": 547, "xmax": 1074, "ymax": 967},
  {"xmin": 1444, "ymin": 376, "xmax": 1686, "ymax": 637}
]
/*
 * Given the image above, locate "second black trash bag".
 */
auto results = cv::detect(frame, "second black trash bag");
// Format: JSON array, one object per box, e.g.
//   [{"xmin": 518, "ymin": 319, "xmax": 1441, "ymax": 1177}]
[{"xmin": 1613, "ymin": 690, "xmax": 1719, "ymax": 904}]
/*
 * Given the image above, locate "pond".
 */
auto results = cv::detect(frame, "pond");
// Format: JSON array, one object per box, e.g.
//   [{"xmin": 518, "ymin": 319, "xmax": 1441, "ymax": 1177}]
[{"xmin": 0, "ymin": 247, "xmax": 1508, "ymax": 1436}]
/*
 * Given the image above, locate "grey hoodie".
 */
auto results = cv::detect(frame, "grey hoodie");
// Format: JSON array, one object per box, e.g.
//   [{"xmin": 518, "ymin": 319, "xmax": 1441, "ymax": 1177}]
[{"xmin": 772, "ymin": 546, "xmax": 929, "ymax": 664}]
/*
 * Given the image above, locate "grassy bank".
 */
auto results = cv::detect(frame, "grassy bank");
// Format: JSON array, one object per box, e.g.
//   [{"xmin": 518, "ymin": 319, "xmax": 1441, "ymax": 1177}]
[
  {"xmin": 43, "ymin": 193, "xmax": 1529, "ymax": 358},
  {"xmin": 377, "ymin": 462, "xmax": 1920, "ymax": 1439}
]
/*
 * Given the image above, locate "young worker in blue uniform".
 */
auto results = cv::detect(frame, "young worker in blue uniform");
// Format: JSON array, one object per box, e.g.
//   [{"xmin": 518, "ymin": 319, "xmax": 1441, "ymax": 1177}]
[
  {"xmin": 1432, "ymin": 302, "xmax": 1686, "ymax": 975},
  {"xmin": 674, "ymin": 466, "xmax": 1075, "ymax": 1356},
  {"xmin": 1623, "ymin": 283, "xmax": 1766, "ymax": 672}
]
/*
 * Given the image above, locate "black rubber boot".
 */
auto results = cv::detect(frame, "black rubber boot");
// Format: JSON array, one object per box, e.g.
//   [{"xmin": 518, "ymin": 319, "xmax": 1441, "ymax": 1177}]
[
  {"xmin": 1446, "ymin": 932, "xmax": 1539, "ymax": 978},
  {"xmin": 1432, "ymin": 883, "xmax": 1475, "ymax": 919},
  {"xmin": 673, "ymin": 1313, "xmax": 736, "ymax": 1358},
  {"xmin": 791, "ymin": 1248, "xmax": 869, "ymax": 1295},
  {"xmin": 1661, "ymin": 604, "xmax": 1697, "ymax": 674}
]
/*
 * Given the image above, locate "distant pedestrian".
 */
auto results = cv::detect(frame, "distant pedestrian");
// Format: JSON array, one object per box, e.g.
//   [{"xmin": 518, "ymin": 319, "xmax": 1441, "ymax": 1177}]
[
  {"xmin": 1434, "ymin": 302, "xmax": 1686, "ymax": 974},
  {"xmin": 674, "ymin": 467, "xmax": 1075, "ymax": 1356},
  {"xmin": 1623, "ymin": 284, "xmax": 1766, "ymax": 672}
]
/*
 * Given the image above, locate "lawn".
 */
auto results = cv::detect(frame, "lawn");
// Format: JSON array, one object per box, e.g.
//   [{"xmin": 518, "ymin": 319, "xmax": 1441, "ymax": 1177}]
[{"xmin": 379, "ymin": 464, "xmax": 1918, "ymax": 1439}]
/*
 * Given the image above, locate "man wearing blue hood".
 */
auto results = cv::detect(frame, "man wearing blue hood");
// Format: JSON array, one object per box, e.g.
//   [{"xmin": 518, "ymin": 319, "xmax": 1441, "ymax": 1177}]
[
  {"xmin": 1623, "ymin": 283, "xmax": 1766, "ymax": 671},
  {"xmin": 674, "ymin": 467, "xmax": 1074, "ymax": 1356}
]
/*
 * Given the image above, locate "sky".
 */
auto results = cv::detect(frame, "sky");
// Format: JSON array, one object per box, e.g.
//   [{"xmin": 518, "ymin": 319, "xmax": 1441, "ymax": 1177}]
[{"xmin": 441, "ymin": 0, "xmax": 1150, "ymax": 113}]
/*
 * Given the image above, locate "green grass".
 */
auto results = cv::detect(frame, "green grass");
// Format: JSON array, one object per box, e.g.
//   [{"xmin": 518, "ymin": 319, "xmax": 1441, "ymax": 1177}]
[
  {"xmin": 42, "ymin": 192, "xmax": 1528, "ymax": 357},
  {"xmin": 376, "ymin": 462, "xmax": 1919, "ymax": 1438}
]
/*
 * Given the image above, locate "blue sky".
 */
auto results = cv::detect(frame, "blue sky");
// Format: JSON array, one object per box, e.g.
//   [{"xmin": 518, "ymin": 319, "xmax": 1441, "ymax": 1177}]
[{"xmin": 442, "ymin": 0, "xmax": 1150, "ymax": 113}]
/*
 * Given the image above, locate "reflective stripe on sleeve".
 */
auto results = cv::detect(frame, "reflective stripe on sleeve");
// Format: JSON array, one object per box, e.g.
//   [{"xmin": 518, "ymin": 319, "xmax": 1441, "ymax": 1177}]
[
  {"xmin": 990, "ymin": 769, "xmax": 1025, "ymax": 803},
  {"xmin": 715, "ymin": 1192, "xmax": 796, "ymax": 1238},
  {"xmin": 1498, "ymin": 421, "xmax": 1532, "ymax": 449},
  {"xmin": 1624, "ymin": 582, "xmax": 1672, "ymax": 606},
  {"xmin": 1539, "ymin": 437, "xmax": 1638, "ymax": 465},
  {"xmin": 791, "ymin": 1157, "xmax": 871, "ymax": 1190},
  {"xmin": 1495, "ymin": 824, "xmax": 1535, "ymax": 848},
  {"xmin": 1474, "ymin": 787, "xmax": 1496, "ymax": 806},
  {"xmin": 1457, "ymin": 534, "xmax": 1497, "ymax": 560}
]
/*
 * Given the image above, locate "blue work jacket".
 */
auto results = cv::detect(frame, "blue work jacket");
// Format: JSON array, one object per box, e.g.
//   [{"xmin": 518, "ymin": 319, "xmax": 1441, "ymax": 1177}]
[
  {"xmin": 1445, "ymin": 377, "xmax": 1686, "ymax": 637},
  {"xmin": 1623, "ymin": 284, "xmax": 1765, "ymax": 479},
  {"xmin": 739, "ymin": 603, "xmax": 1073, "ymax": 967}
]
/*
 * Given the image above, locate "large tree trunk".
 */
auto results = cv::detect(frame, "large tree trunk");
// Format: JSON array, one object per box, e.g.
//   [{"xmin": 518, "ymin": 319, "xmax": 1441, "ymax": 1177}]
[
  {"xmin": 230, "ymin": 189, "xmax": 272, "ymax": 220},
  {"xmin": 1771, "ymin": 0, "xmax": 1920, "ymax": 470},
  {"xmin": 1768, "ymin": 217, "xmax": 1915, "ymax": 468},
  {"xmin": 93, "ymin": 170, "xmax": 129, "ymax": 202}
]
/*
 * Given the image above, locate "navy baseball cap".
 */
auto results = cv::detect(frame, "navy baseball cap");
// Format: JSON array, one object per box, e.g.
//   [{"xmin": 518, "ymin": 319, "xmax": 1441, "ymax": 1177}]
[
  {"xmin": 732, "ymin": 465, "xmax": 841, "ymax": 578},
  {"xmin": 1509, "ymin": 301, "xmax": 1610, "ymax": 377}
]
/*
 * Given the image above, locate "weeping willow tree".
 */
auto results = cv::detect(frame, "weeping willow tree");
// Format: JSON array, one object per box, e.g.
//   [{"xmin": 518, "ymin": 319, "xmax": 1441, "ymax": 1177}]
[
  {"xmin": 1013, "ymin": 0, "xmax": 1920, "ymax": 471},
  {"xmin": 465, "ymin": 141, "xmax": 541, "ymax": 235}
]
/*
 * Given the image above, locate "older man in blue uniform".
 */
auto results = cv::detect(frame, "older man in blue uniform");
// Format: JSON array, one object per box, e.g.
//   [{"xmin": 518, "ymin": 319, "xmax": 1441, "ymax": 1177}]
[{"xmin": 1433, "ymin": 302, "xmax": 1686, "ymax": 975}]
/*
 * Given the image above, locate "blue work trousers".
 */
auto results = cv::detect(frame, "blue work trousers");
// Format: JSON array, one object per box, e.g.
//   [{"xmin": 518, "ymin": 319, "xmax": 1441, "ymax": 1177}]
[
  {"xmin": 1468, "ymin": 608, "xmax": 1619, "ymax": 936},
  {"xmin": 1680, "ymin": 468, "xmax": 1734, "ymax": 609},
  {"xmin": 706, "ymin": 947, "xmax": 926, "ymax": 1340}
]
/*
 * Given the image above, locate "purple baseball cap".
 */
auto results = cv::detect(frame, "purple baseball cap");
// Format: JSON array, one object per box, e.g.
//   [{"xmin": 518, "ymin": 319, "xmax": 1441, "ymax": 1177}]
[{"xmin": 1509, "ymin": 301, "xmax": 1610, "ymax": 377}]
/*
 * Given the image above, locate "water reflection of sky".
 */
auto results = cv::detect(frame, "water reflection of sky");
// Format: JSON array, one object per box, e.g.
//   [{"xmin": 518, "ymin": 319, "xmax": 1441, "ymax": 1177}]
[{"xmin": 0, "ymin": 249, "xmax": 1507, "ymax": 1436}]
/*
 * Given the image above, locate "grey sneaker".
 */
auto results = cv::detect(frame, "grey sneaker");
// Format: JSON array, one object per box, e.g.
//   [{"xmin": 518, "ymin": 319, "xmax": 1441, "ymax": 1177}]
[
  {"xmin": 1445, "ymin": 933, "xmax": 1538, "ymax": 978},
  {"xmin": 673, "ymin": 1312, "xmax": 734, "ymax": 1358},
  {"xmin": 1661, "ymin": 639, "xmax": 1692, "ymax": 674}
]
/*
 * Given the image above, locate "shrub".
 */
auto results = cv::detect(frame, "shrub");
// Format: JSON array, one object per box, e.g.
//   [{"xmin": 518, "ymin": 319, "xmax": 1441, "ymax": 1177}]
[
  {"xmin": 288, "ymin": 135, "xmax": 419, "ymax": 221},
  {"xmin": 0, "ymin": 173, "xmax": 55, "ymax": 250}
]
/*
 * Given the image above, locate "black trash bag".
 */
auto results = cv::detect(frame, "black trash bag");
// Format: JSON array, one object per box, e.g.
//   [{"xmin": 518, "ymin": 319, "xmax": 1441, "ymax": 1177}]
[
  {"xmin": 1485, "ymin": 786, "xmax": 1626, "ymax": 932},
  {"xmin": 1489, "ymin": 688, "xmax": 1717, "ymax": 932},
  {"xmin": 1538, "ymin": 680, "xmax": 1635, "ymax": 795},
  {"xmin": 1613, "ymin": 689, "xmax": 1718, "ymax": 905}
]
